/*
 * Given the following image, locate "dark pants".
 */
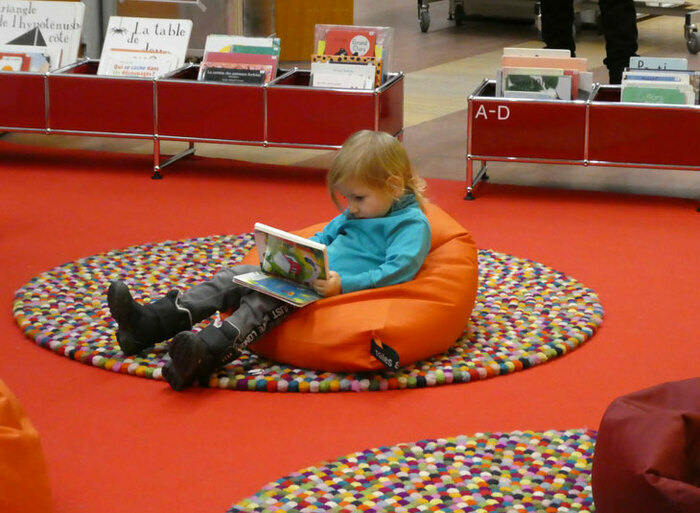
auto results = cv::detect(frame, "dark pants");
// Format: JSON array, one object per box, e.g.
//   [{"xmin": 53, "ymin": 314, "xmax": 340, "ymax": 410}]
[
  {"xmin": 178, "ymin": 265, "xmax": 295, "ymax": 349},
  {"xmin": 540, "ymin": 0, "xmax": 638, "ymax": 83}
]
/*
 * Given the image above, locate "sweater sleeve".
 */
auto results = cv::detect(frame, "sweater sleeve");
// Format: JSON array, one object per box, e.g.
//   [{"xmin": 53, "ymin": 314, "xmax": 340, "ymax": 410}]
[
  {"xmin": 340, "ymin": 216, "xmax": 431, "ymax": 293},
  {"xmin": 309, "ymin": 213, "xmax": 345, "ymax": 245}
]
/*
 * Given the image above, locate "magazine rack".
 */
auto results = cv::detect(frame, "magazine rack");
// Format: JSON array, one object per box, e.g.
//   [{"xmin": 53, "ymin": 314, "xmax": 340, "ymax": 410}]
[
  {"xmin": 466, "ymin": 79, "xmax": 700, "ymax": 200},
  {"xmin": 0, "ymin": 60, "xmax": 405, "ymax": 179}
]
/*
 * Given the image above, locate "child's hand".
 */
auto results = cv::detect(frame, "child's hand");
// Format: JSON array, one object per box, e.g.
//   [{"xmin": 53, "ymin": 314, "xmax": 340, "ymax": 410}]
[{"xmin": 312, "ymin": 271, "xmax": 341, "ymax": 297}]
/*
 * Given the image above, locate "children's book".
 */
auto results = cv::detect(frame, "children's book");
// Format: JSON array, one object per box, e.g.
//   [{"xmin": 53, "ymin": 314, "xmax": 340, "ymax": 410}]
[
  {"xmin": 198, "ymin": 50, "xmax": 278, "ymax": 83},
  {"xmin": 197, "ymin": 34, "xmax": 280, "ymax": 83},
  {"xmin": 0, "ymin": 0, "xmax": 85, "ymax": 69},
  {"xmin": 313, "ymin": 24, "xmax": 394, "ymax": 86},
  {"xmin": 232, "ymin": 223, "xmax": 330, "ymax": 307},
  {"xmin": 322, "ymin": 27, "xmax": 376, "ymax": 57},
  {"xmin": 97, "ymin": 16, "xmax": 192, "ymax": 77},
  {"xmin": 0, "ymin": 51, "xmax": 29, "ymax": 71}
]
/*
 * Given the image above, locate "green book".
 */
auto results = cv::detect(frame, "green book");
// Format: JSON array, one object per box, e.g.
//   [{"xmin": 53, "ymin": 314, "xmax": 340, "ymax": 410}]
[
  {"xmin": 231, "ymin": 44, "xmax": 280, "ymax": 56},
  {"xmin": 621, "ymin": 85, "xmax": 687, "ymax": 105}
]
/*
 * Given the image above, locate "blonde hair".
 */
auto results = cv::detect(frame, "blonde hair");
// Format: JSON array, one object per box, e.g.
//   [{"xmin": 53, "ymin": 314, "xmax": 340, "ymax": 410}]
[{"xmin": 328, "ymin": 130, "xmax": 427, "ymax": 210}]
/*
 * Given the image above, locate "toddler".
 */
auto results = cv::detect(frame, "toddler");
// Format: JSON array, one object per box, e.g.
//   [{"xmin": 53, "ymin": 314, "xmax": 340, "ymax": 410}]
[{"xmin": 108, "ymin": 130, "xmax": 432, "ymax": 390}]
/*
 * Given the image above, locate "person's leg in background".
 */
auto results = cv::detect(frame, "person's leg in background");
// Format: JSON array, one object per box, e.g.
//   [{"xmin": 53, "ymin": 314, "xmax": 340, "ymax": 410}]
[
  {"xmin": 598, "ymin": 0, "xmax": 638, "ymax": 84},
  {"xmin": 540, "ymin": 0, "xmax": 577, "ymax": 56}
]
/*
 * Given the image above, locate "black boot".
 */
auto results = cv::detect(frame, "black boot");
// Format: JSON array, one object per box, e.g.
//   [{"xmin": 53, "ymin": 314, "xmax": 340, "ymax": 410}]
[
  {"xmin": 107, "ymin": 280, "xmax": 192, "ymax": 356},
  {"xmin": 161, "ymin": 322, "xmax": 240, "ymax": 391}
]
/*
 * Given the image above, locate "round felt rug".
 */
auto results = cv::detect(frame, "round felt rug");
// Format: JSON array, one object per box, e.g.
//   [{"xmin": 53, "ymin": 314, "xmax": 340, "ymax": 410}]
[
  {"xmin": 226, "ymin": 428, "xmax": 596, "ymax": 512},
  {"xmin": 13, "ymin": 234, "xmax": 603, "ymax": 392}
]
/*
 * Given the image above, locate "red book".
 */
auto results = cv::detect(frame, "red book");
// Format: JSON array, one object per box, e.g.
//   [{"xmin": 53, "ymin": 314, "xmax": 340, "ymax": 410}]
[
  {"xmin": 322, "ymin": 29, "xmax": 377, "ymax": 57},
  {"xmin": 0, "ymin": 52, "xmax": 31, "ymax": 72}
]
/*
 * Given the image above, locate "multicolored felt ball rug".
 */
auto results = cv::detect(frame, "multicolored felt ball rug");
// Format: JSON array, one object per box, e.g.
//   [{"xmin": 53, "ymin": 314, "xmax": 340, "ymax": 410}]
[
  {"xmin": 13, "ymin": 234, "xmax": 603, "ymax": 392},
  {"xmin": 227, "ymin": 428, "xmax": 597, "ymax": 512}
]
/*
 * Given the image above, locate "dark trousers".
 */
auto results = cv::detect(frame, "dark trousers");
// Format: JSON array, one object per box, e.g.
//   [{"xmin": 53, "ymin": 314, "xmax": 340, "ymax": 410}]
[
  {"xmin": 178, "ymin": 265, "xmax": 295, "ymax": 349},
  {"xmin": 540, "ymin": 0, "xmax": 638, "ymax": 83}
]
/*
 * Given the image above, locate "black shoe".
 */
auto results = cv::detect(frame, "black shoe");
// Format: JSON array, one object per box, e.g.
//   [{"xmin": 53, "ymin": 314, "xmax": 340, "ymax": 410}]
[
  {"xmin": 162, "ymin": 324, "xmax": 240, "ymax": 391},
  {"xmin": 107, "ymin": 281, "xmax": 189, "ymax": 356}
]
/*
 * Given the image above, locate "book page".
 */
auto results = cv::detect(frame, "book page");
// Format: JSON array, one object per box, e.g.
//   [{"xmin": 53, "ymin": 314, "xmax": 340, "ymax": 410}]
[{"xmin": 255, "ymin": 225, "xmax": 328, "ymax": 286}]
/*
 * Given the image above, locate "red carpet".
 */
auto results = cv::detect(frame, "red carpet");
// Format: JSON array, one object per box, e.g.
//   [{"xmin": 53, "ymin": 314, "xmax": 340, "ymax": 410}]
[{"xmin": 0, "ymin": 140, "xmax": 698, "ymax": 513}]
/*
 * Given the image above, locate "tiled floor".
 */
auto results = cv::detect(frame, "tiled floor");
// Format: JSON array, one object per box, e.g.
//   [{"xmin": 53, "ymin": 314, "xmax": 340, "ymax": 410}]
[{"xmin": 5, "ymin": 0, "xmax": 699, "ymax": 198}]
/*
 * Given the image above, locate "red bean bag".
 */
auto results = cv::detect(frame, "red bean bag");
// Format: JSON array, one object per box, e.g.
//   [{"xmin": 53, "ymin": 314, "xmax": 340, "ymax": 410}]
[
  {"xmin": 0, "ymin": 379, "xmax": 52, "ymax": 513},
  {"xmin": 241, "ymin": 202, "xmax": 479, "ymax": 371},
  {"xmin": 592, "ymin": 378, "xmax": 700, "ymax": 513}
]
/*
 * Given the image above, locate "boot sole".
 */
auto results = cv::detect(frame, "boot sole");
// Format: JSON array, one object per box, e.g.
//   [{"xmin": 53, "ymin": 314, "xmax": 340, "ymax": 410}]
[{"xmin": 165, "ymin": 334, "xmax": 207, "ymax": 391}]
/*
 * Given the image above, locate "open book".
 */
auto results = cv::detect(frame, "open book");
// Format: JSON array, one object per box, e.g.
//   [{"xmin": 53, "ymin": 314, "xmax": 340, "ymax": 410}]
[{"xmin": 233, "ymin": 223, "xmax": 329, "ymax": 307}]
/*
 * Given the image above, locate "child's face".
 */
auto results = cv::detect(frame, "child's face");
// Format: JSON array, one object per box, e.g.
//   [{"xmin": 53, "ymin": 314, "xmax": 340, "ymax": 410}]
[{"xmin": 335, "ymin": 178, "xmax": 395, "ymax": 219}]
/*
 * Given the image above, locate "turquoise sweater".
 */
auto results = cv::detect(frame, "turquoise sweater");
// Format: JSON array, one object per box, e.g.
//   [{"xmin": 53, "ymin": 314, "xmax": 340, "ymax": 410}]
[{"xmin": 310, "ymin": 194, "xmax": 431, "ymax": 293}]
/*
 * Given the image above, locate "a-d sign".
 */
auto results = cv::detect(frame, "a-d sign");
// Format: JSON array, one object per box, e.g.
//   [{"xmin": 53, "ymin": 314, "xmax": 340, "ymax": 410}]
[{"xmin": 474, "ymin": 104, "xmax": 510, "ymax": 120}]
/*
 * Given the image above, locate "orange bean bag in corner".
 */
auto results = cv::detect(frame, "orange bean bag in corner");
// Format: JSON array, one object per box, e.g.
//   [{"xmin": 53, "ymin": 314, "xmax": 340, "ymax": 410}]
[
  {"xmin": 241, "ymin": 203, "xmax": 479, "ymax": 372},
  {"xmin": 0, "ymin": 379, "xmax": 52, "ymax": 513}
]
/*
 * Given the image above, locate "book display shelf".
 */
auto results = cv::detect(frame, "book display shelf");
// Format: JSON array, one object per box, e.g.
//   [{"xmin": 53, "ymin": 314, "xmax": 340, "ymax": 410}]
[
  {"xmin": 0, "ymin": 60, "xmax": 404, "ymax": 178},
  {"xmin": 466, "ymin": 79, "xmax": 700, "ymax": 201}
]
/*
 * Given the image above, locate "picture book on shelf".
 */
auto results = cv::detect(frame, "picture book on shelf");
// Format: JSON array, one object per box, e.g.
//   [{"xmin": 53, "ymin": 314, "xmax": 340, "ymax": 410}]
[
  {"xmin": 620, "ymin": 64, "xmax": 699, "ymax": 105},
  {"xmin": 0, "ymin": 51, "xmax": 29, "ymax": 71},
  {"xmin": 198, "ymin": 34, "xmax": 280, "ymax": 84},
  {"xmin": 0, "ymin": 0, "xmax": 85, "ymax": 70},
  {"xmin": 321, "ymin": 27, "xmax": 376, "ymax": 57},
  {"xmin": 232, "ymin": 223, "xmax": 330, "ymax": 307},
  {"xmin": 629, "ymin": 56, "xmax": 688, "ymax": 71},
  {"xmin": 496, "ymin": 47, "xmax": 592, "ymax": 100},
  {"xmin": 502, "ymin": 73, "xmax": 572, "ymax": 100},
  {"xmin": 98, "ymin": 48, "xmax": 179, "ymax": 79},
  {"xmin": 502, "ymin": 47, "xmax": 571, "ymax": 59},
  {"xmin": 98, "ymin": 16, "xmax": 192, "ymax": 77},
  {"xmin": 312, "ymin": 24, "xmax": 393, "ymax": 89}
]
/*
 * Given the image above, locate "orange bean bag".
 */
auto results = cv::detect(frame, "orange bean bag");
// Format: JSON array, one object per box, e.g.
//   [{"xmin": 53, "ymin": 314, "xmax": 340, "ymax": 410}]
[
  {"xmin": 241, "ymin": 203, "xmax": 479, "ymax": 371},
  {"xmin": 0, "ymin": 379, "xmax": 52, "ymax": 513}
]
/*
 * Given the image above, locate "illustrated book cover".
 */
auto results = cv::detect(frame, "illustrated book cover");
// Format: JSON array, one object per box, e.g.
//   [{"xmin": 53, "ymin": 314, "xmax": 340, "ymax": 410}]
[
  {"xmin": 98, "ymin": 16, "xmax": 192, "ymax": 77},
  {"xmin": 0, "ymin": 51, "xmax": 29, "ymax": 71},
  {"xmin": 97, "ymin": 48, "xmax": 179, "ymax": 78},
  {"xmin": 313, "ymin": 24, "xmax": 393, "ymax": 83},
  {"xmin": 319, "ymin": 27, "xmax": 377, "ymax": 57},
  {"xmin": 198, "ymin": 50, "xmax": 278, "ymax": 83},
  {"xmin": 621, "ymin": 68, "xmax": 698, "ymax": 105},
  {"xmin": 0, "ymin": 0, "xmax": 85, "ymax": 69},
  {"xmin": 232, "ymin": 223, "xmax": 330, "ymax": 307},
  {"xmin": 198, "ymin": 34, "xmax": 280, "ymax": 84},
  {"xmin": 503, "ymin": 73, "xmax": 573, "ymax": 100},
  {"xmin": 629, "ymin": 56, "xmax": 688, "ymax": 71}
]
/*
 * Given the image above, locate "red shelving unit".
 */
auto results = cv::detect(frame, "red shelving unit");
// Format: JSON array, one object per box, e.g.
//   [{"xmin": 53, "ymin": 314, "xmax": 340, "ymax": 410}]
[
  {"xmin": 466, "ymin": 79, "xmax": 700, "ymax": 200},
  {"xmin": 0, "ymin": 71, "xmax": 46, "ymax": 132},
  {"xmin": 0, "ymin": 60, "xmax": 405, "ymax": 179},
  {"xmin": 266, "ymin": 70, "xmax": 404, "ymax": 147},
  {"xmin": 47, "ymin": 60, "xmax": 155, "ymax": 138},
  {"xmin": 588, "ymin": 85, "xmax": 700, "ymax": 169}
]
